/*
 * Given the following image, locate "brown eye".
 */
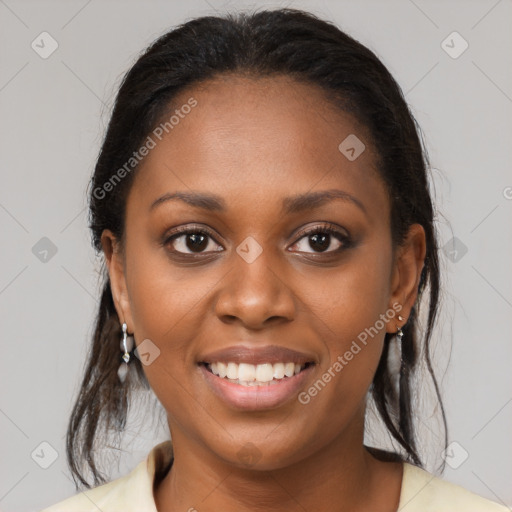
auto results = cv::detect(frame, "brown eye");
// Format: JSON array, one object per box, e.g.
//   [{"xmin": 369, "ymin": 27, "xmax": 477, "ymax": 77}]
[
  {"xmin": 165, "ymin": 227, "xmax": 223, "ymax": 255},
  {"xmin": 290, "ymin": 224, "xmax": 350, "ymax": 254}
]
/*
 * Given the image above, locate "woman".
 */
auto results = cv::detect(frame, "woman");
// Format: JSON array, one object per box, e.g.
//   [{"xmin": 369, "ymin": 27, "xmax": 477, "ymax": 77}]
[{"xmin": 41, "ymin": 8, "xmax": 508, "ymax": 511}]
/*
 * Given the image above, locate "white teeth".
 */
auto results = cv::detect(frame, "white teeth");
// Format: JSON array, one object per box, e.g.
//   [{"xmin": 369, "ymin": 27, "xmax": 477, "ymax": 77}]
[
  {"xmin": 255, "ymin": 363, "xmax": 274, "ymax": 382},
  {"xmin": 238, "ymin": 363, "xmax": 255, "ymax": 381},
  {"xmin": 207, "ymin": 361, "xmax": 308, "ymax": 385},
  {"xmin": 273, "ymin": 362, "xmax": 285, "ymax": 379},
  {"xmin": 226, "ymin": 362, "xmax": 238, "ymax": 380},
  {"xmin": 217, "ymin": 361, "xmax": 227, "ymax": 378},
  {"xmin": 284, "ymin": 362, "xmax": 295, "ymax": 377}
]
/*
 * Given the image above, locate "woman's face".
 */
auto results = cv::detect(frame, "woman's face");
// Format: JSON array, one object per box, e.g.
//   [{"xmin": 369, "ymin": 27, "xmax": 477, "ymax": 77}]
[{"xmin": 103, "ymin": 75, "xmax": 424, "ymax": 470}]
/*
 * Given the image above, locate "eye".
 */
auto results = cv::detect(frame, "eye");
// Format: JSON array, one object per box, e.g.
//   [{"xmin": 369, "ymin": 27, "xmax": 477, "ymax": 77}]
[
  {"xmin": 164, "ymin": 225, "xmax": 223, "ymax": 255},
  {"xmin": 289, "ymin": 223, "xmax": 351, "ymax": 254}
]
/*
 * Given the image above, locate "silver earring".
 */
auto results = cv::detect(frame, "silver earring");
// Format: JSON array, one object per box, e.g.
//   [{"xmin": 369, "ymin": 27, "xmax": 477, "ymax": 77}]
[
  {"xmin": 396, "ymin": 325, "xmax": 404, "ymax": 345},
  {"xmin": 387, "ymin": 324, "xmax": 404, "ymax": 396},
  {"xmin": 117, "ymin": 322, "xmax": 134, "ymax": 383}
]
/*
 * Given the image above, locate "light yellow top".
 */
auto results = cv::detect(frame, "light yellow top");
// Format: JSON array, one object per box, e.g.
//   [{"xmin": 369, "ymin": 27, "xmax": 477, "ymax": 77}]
[{"xmin": 41, "ymin": 441, "xmax": 509, "ymax": 511}]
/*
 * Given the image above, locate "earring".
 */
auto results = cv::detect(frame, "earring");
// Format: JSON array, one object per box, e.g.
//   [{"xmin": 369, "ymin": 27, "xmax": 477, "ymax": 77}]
[
  {"xmin": 396, "ymin": 324, "xmax": 404, "ymax": 345},
  {"xmin": 117, "ymin": 322, "xmax": 134, "ymax": 383},
  {"xmin": 387, "ymin": 322, "xmax": 404, "ymax": 396}
]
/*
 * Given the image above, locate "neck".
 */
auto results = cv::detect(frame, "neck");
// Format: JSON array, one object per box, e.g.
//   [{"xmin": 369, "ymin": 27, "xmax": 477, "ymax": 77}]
[{"xmin": 154, "ymin": 414, "xmax": 403, "ymax": 512}]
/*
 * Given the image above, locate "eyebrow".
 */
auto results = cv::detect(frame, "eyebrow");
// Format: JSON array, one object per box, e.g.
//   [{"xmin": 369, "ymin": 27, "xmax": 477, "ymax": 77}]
[
  {"xmin": 150, "ymin": 191, "xmax": 226, "ymax": 212},
  {"xmin": 149, "ymin": 189, "xmax": 366, "ymax": 215},
  {"xmin": 282, "ymin": 189, "xmax": 366, "ymax": 215}
]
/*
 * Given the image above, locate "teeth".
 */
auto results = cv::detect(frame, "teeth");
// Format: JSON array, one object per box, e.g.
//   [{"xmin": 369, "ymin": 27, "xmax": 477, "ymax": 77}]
[
  {"xmin": 239, "ymin": 363, "xmax": 256, "ymax": 381},
  {"xmin": 226, "ymin": 362, "xmax": 238, "ymax": 380},
  {"xmin": 207, "ymin": 361, "xmax": 308, "ymax": 385},
  {"xmin": 273, "ymin": 362, "xmax": 285, "ymax": 379},
  {"xmin": 217, "ymin": 361, "xmax": 227, "ymax": 378},
  {"xmin": 255, "ymin": 363, "xmax": 273, "ymax": 382}
]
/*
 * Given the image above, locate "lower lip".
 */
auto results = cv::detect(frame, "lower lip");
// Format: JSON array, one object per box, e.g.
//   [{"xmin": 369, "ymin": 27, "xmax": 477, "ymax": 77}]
[{"xmin": 199, "ymin": 364, "xmax": 314, "ymax": 411}]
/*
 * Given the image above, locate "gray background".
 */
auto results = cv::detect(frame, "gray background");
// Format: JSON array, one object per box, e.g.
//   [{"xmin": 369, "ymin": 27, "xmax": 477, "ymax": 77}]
[{"xmin": 0, "ymin": 0, "xmax": 511, "ymax": 510}]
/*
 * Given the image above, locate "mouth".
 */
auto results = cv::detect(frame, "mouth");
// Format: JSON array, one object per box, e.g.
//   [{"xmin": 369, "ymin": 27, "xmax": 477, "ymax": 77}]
[
  {"xmin": 197, "ymin": 345, "xmax": 317, "ymax": 410},
  {"xmin": 200, "ymin": 361, "xmax": 314, "ymax": 386}
]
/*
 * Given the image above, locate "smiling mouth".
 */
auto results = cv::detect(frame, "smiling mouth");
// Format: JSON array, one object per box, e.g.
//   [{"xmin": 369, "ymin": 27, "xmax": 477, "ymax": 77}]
[{"xmin": 201, "ymin": 361, "xmax": 314, "ymax": 387}]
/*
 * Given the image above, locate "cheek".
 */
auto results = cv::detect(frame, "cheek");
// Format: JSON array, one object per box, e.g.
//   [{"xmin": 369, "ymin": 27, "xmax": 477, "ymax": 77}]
[
  {"xmin": 307, "ymin": 238, "xmax": 393, "ymax": 394},
  {"xmin": 313, "ymin": 239, "xmax": 393, "ymax": 337},
  {"xmin": 125, "ymin": 238, "xmax": 207, "ymax": 339},
  {"xmin": 124, "ymin": 253, "xmax": 207, "ymax": 420},
  {"xmin": 123, "ymin": 245, "xmax": 223, "ymax": 433},
  {"xmin": 123, "ymin": 242, "xmax": 211, "ymax": 391}
]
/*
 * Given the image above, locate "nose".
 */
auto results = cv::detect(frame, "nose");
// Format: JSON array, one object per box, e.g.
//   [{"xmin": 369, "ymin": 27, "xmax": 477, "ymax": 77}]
[{"xmin": 213, "ymin": 246, "xmax": 296, "ymax": 329}]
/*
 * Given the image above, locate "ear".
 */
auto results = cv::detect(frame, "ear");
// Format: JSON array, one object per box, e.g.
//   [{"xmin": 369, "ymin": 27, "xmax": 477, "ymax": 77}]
[
  {"xmin": 101, "ymin": 229, "xmax": 134, "ymax": 333},
  {"xmin": 386, "ymin": 223, "xmax": 426, "ymax": 333}
]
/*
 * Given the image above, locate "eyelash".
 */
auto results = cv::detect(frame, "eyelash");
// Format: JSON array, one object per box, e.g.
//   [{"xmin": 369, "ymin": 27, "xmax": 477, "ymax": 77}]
[
  {"xmin": 163, "ymin": 222, "xmax": 351, "ymax": 257},
  {"xmin": 291, "ymin": 223, "xmax": 351, "ymax": 253}
]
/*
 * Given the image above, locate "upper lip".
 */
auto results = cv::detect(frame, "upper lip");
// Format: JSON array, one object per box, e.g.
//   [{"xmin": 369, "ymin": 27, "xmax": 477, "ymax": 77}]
[{"xmin": 199, "ymin": 345, "xmax": 317, "ymax": 366}]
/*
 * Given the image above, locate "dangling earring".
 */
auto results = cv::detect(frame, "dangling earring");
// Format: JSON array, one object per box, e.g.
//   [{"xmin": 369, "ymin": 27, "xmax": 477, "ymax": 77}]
[
  {"xmin": 387, "ymin": 315, "xmax": 405, "ymax": 396},
  {"xmin": 396, "ymin": 314, "xmax": 405, "ymax": 355},
  {"xmin": 117, "ymin": 322, "xmax": 134, "ymax": 383}
]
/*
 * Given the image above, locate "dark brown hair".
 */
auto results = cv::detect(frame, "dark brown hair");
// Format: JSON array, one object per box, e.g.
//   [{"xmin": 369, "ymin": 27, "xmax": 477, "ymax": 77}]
[{"xmin": 66, "ymin": 7, "xmax": 447, "ymax": 489}]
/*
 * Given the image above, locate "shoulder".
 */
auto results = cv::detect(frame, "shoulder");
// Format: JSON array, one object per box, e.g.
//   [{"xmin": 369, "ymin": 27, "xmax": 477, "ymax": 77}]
[
  {"xmin": 40, "ymin": 460, "xmax": 154, "ymax": 512},
  {"xmin": 40, "ymin": 440, "xmax": 174, "ymax": 512},
  {"xmin": 40, "ymin": 474, "xmax": 134, "ymax": 512},
  {"xmin": 399, "ymin": 462, "xmax": 509, "ymax": 511}
]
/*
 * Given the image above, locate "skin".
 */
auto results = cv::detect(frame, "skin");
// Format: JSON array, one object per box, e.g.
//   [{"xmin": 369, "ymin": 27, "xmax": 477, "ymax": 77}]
[{"xmin": 102, "ymin": 75, "xmax": 426, "ymax": 512}]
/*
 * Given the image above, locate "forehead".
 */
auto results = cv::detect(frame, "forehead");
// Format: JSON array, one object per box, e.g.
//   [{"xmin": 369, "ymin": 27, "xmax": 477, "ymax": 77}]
[{"xmin": 128, "ymin": 74, "xmax": 386, "ymax": 217}]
